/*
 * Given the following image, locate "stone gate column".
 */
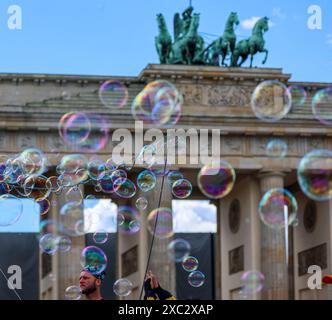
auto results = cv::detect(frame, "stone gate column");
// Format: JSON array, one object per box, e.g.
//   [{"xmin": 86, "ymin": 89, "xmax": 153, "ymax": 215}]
[
  {"xmin": 258, "ymin": 171, "xmax": 289, "ymax": 300},
  {"xmin": 145, "ymin": 174, "xmax": 176, "ymax": 297}
]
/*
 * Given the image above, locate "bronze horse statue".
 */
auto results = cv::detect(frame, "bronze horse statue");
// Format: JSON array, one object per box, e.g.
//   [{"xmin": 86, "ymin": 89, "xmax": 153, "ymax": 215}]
[
  {"xmin": 155, "ymin": 14, "xmax": 172, "ymax": 64},
  {"xmin": 205, "ymin": 12, "xmax": 240, "ymax": 66},
  {"xmin": 231, "ymin": 17, "xmax": 269, "ymax": 67}
]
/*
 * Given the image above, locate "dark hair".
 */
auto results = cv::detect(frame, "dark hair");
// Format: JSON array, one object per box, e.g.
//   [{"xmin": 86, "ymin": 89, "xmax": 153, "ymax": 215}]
[{"xmin": 82, "ymin": 268, "xmax": 106, "ymax": 282}]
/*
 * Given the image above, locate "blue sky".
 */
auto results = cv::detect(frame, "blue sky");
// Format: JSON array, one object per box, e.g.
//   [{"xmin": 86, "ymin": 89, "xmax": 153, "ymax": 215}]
[
  {"xmin": 0, "ymin": 0, "xmax": 330, "ymax": 82},
  {"xmin": 0, "ymin": 199, "xmax": 39, "ymax": 233}
]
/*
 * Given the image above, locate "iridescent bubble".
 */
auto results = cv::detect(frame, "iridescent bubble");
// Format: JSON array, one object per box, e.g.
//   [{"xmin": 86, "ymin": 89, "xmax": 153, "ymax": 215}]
[
  {"xmin": 3, "ymin": 157, "xmax": 24, "ymax": 185},
  {"xmin": 18, "ymin": 148, "xmax": 48, "ymax": 176},
  {"xmin": 147, "ymin": 208, "xmax": 173, "ymax": 239},
  {"xmin": 57, "ymin": 235, "xmax": 72, "ymax": 252},
  {"xmin": 0, "ymin": 183, "xmax": 10, "ymax": 195},
  {"xmin": 132, "ymin": 80, "xmax": 183, "ymax": 127},
  {"xmin": 117, "ymin": 206, "xmax": 140, "ymax": 234},
  {"xmin": 105, "ymin": 157, "xmax": 117, "ymax": 171},
  {"xmin": 117, "ymin": 212, "xmax": 125, "ymax": 226},
  {"xmin": 39, "ymin": 233, "xmax": 59, "ymax": 255},
  {"xmin": 65, "ymin": 286, "xmax": 81, "ymax": 300},
  {"xmin": 251, "ymin": 80, "xmax": 292, "ymax": 122},
  {"xmin": 135, "ymin": 197, "xmax": 148, "ymax": 210},
  {"xmin": 135, "ymin": 144, "xmax": 158, "ymax": 169},
  {"xmin": 37, "ymin": 198, "xmax": 51, "ymax": 216},
  {"xmin": 96, "ymin": 170, "xmax": 119, "ymax": 194},
  {"xmin": 312, "ymin": 88, "xmax": 332, "ymax": 126},
  {"xmin": 258, "ymin": 188, "xmax": 298, "ymax": 229},
  {"xmin": 188, "ymin": 271, "xmax": 205, "ymax": 288},
  {"xmin": 197, "ymin": 161, "xmax": 236, "ymax": 199},
  {"xmin": 110, "ymin": 169, "xmax": 127, "ymax": 183},
  {"xmin": 182, "ymin": 256, "xmax": 199, "ymax": 272},
  {"xmin": 57, "ymin": 154, "xmax": 89, "ymax": 186},
  {"xmin": 0, "ymin": 194, "xmax": 23, "ymax": 226},
  {"xmin": 114, "ymin": 178, "xmax": 137, "ymax": 198},
  {"xmin": 99, "ymin": 80, "xmax": 128, "ymax": 109},
  {"xmin": 266, "ymin": 139, "xmax": 288, "ymax": 158},
  {"xmin": 39, "ymin": 219, "xmax": 59, "ymax": 236},
  {"xmin": 167, "ymin": 239, "xmax": 191, "ymax": 262},
  {"xmin": 297, "ymin": 149, "xmax": 332, "ymax": 201},
  {"xmin": 76, "ymin": 114, "xmax": 109, "ymax": 153},
  {"xmin": 46, "ymin": 176, "xmax": 61, "ymax": 193},
  {"xmin": 59, "ymin": 112, "xmax": 91, "ymax": 146},
  {"xmin": 172, "ymin": 179, "xmax": 192, "ymax": 199},
  {"xmin": 137, "ymin": 170, "xmax": 157, "ymax": 192},
  {"xmin": 113, "ymin": 278, "xmax": 133, "ymax": 297},
  {"xmin": 287, "ymin": 85, "xmax": 307, "ymax": 107},
  {"xmin": 167, "ymin": 170, "xmax": 184, "ymax": 185},
  {"xmin": 80, "ymin": 246, "xmax": 107, "ymax": 275},
  {"xmin": 88, "ymin": 159, "xmax": 106, "ymax": 181},
  {"xmin": 240, "ymin": 271, "xmax": 265, "ymax": 293},
  {"xmin": 23, "ymin": 175, "xmax": 50, "ymax": 200},
  {"xmin": 60, "ymin": 201, "xmax": 86, "ymax": 237},
  {"xmin": 128, "ymin": 220, "xmax": 141, "ymax": 233},
  {"xmin": 93, "ymin": 230, "xmax": 109, "ymax": 244},
  {"xmin": 74, "ymin": 219, "xmax": 86, "ymax": 236},
  {"xmin": 65, "ymin": 186, "xmax": 84, "ymax": 204}
]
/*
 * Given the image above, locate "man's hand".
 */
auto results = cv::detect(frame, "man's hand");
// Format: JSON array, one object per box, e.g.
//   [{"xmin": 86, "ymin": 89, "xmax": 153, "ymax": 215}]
[{"xmin": 147, "ymin": 270, "xmax": 159, "ymax": 289}]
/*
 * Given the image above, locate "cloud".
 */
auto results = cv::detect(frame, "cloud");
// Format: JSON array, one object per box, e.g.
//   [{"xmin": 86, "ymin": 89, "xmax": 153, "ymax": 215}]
[
  {"xmin": 84, "ymin": 199, "xmax": 117, "ymax": 233},
  {"xmin": 172, "ymin": 200, "xmax": 217, "ymax": 233},
  {"xmin": 272, "ymin": 7, "xmax": 287, "ymax": 19},
  {"xmin": 241, "ymin": 16, "xmax": 275, "ymax": 30}
]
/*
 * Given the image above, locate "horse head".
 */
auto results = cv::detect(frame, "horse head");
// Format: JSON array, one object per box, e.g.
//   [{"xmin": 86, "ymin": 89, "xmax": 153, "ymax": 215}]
[
  {"xmin": 256, "ymin": 16, "xmax": 269, "ymax": 33},
  {"xmin": 229, "ymin": 12, "xmax": 240, "ymax": 27},
  {"xmin": 156, "ymin": 13, "xmax": 168, "ymax": 31}
]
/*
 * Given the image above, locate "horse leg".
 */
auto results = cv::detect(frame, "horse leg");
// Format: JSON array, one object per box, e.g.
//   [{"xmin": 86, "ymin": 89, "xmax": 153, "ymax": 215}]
[
  {"xmin": 250, "ymin": 54, "xmax": 254, "ymax": 68},
  {"xmin": 238, "ymin": 55, "xmax": 247, "ymax": 67},
  {"xmin": 262, "ymin": 48, "xmax": 269, "ymax": 64}
]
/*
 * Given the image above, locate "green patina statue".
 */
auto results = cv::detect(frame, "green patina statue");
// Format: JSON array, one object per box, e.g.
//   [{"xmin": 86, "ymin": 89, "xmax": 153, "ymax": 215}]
[
  {"xmin": 155, "ymin": 6, "xmax": 270, "ymax": 68},
  {"xmin": 231, "ymin": 17, "xmax": 269, "ymax": 67}
]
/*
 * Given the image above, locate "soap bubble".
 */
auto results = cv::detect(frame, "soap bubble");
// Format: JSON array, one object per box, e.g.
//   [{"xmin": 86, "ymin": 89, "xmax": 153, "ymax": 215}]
[
  {"xmin": 80, "ymin": 246, "xmax": 107, "ymax": 275},
  {"xmin": 167, "ymin": 170, "xmax": 184, "ymax": 185},
  {"xmin": 113, "ymin": 278, "xmax": 133, "ymax": 297},
  {"xmin": 258, "ymin": 188, "xmax": 298, "ymax": 229},
  {"xmin": 39, "ymin": 233, "xmax": 59, "ymax": 255},
  {"xmin": 251, "ymin": 80, "xmax": 292, "ymax": 122},
  {"xmin": 182, "ymin": 256, "xmax": 199, "ymax": 272},
  {"xmin": 188, "ymin": 271, "xmax": 205, "ymax": 288},
  {"xmin": 147, "ymin": 207, "xmax": 173, "ymax": 239},
  {"xmin": 117, "ymin": 206, "xmax": 140, "ymax": 234},
  {"xmin": 93, "ymin": 230, "xmax": 109, "ymax": 244},
  {"xmin": 297, "ymin": 149, "xmax": 332, "ymax": 201},
  {"xmin": 312, "ymin": 87, "xmax": 332, "ymax": 126},
  {"xmin": 172, "ymin": 178, "xmax": 192, "ymax": 199},
  {"xmin": 99, "ymin": 80, "xmax": 128, "ymax": 109},
  {"xmin": 167, "ymin": 239, "xmax": 191, "ymax": 262},
  {"xmin": 65, "ymin": 286, "xmax": 81, "ymax": 300},
  {"xmin": 57, "ymin": 236, "xmax": 72, "ymax": 252},
  {"xmin": 240, "ymin": 270, "xmax": 265, "ymax": 293},
  {"xmin": 135, "ymin": 197, "xmax": 148, "ymax": 210},
  {"xmin": 287, "ymin": 85, "xmax": 307, "ymax": 107},
  {"xmin": 197, "ymin": 161, "xmax": 236, "ymax": 199},
  {"xmin": 266, "ymin": 139, "xmax": 288, "ymax": 158},
  {"xmin": 137, "ymin": 170, "xmax": 157, "ymax": 192}
]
